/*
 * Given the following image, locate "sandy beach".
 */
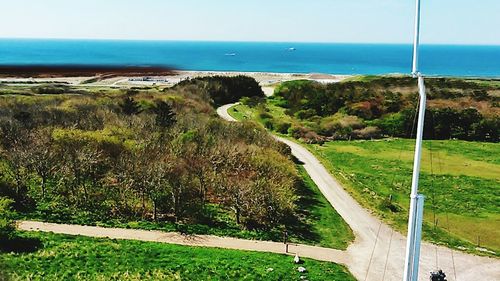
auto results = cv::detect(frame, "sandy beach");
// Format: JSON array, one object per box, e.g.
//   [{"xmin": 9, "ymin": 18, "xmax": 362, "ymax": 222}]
[{"xmin": 0, "ymin": 70, "xmax": 351, "ymax": 87}]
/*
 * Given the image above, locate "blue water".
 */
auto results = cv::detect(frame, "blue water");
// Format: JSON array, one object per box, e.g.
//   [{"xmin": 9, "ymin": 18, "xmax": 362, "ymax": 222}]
[{"xmin": 1, "ymin": 39, "xmax": 499, "ymax": 77}]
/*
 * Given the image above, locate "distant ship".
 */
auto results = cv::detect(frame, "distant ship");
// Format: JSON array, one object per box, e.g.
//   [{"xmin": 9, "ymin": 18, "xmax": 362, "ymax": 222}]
[
  {"xmin": 287, "ymin": 47, "xmax": 296, "ymax": 51},
  {"xmin": 225, "ymin": 53, "xmax": 237, "ymax": 56}
]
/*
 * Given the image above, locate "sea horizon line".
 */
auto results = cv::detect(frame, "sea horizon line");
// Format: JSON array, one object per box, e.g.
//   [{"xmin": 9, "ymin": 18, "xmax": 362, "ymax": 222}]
[{"xmin": 1, "ymin": 37, "xmax": 499, "ymax": 47}]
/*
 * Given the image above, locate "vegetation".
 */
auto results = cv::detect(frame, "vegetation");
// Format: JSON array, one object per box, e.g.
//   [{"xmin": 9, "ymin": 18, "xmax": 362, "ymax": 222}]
[
  {"xmin": 229, "ymin": 76, "xmax": 499, "ymax": 256},
  {"xmin": 253, "ymin": 77, "xmax": 499, "ymax": 143},
  {"xmin": 175, "ymin": 75, "xmax": 265, "ymax": 106},
  {"xmin": 0, "ymin": 197, "xmax": 16, "ymax": 241},
  {"xmin": 294, "ymin": 167, "xmax": 353, "ymax": 248},
  {"xmin": 0, "ymin": 77, "xmax": 352, "ymax": 249},
  {"xmin": 1, "ymin": 232, "xmax": 356, "ymax": 281},
  {"xmin": 307, "ymin": 139, "xmax": 499, "ymax": 255}
]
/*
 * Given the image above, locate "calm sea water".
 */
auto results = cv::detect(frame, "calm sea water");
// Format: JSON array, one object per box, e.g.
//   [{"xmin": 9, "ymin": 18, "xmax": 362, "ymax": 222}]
[{"xmin": 1, "ymin": 39, "xmax": 499, "ymax": 77}]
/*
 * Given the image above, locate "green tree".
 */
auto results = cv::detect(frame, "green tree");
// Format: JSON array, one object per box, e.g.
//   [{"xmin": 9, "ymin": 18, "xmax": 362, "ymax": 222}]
[
  {"xmin": 0, "ymin": 197, "xmax": 15, "ymax": 241},
  {"xmin": 457, "ymin": 108, "xmax": 482, "ymax": 139},
  {"xmin": 154, "ymin": 101, "xmax": 176, "ymax": 129},
  {"xmin": 120, "ymin": 97, "xmax": 142, "ymax": 116}
]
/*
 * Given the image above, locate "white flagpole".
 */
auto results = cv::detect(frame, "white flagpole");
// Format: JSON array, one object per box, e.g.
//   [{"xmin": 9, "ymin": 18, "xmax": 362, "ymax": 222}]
[{"xmin": 403, "ymin": 0, "xmax": 426, "ymax": 280}]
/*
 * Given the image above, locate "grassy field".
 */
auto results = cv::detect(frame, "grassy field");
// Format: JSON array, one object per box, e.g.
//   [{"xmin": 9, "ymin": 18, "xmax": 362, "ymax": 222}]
[
  {"xmin": 292, "ymin": 166, "xmax": 354, "ymax": 248},
  {"xmin": 308, "ymin": 139, "xmax": 500, "ymax": 254},
  {"xmin": 0, "ymin": 232, "xmax": 355, "ymax": 281},
  {"xmin": 229, "ymin": 103, "xmax": 500, "ymax": 256}
]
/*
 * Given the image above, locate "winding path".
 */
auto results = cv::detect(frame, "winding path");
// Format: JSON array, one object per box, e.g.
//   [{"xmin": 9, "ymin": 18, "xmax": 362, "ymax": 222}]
[
  {"xmin": 18, "ymin": 102, "xmax": 499, "ymax": 281},
  {"xmin": 218, "ymin": 102, "xmax": 500, "ymax": 281}
]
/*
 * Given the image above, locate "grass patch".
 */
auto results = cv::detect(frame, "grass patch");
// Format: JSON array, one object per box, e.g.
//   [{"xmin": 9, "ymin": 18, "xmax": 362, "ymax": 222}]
[
  {"xmin": 293, "ymin": 166, "xmax": 354, "ymax": 249},
  {"xmin": 1, "ymin": 232, "xmax": 356, "ymax": 281},
  {"xmin": 307, "ymin": 139, "xmax": 500, "ymax": 256}
]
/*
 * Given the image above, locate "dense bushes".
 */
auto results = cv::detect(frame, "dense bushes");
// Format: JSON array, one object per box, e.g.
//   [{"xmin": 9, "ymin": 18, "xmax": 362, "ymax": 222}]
[
  {"xmin": 176, "ymin": 75, "xmax": 264, "ymax": 106},
  {"xmin": 273, "ymin": 77, "xmax": 499, "ymax": 142},
  {"xmin": 0, "ymin": 78, "xmax": 298, "ymax": 230},
  {"xmin": 0, "ymin": 197, "xmax": 15, "ymax": 240}
]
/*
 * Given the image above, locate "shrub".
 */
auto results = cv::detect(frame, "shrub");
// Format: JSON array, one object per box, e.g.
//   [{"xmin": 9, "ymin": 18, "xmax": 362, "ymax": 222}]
[
  {"xmin": 274, "ymin": 121, "xmax": 291, "ymax": 134},
  {"xmin": 263, "ymin": 119, "xmax": 274, "ymax": 130},
  {"xmin": 352, "ymin": 126, "xmax": 381, "ymax": 139},
  {"xmin": 290, "ymin": 125, "xmax": 324, "ymax": 144},
  {"xmin": 241, "ymin": 96, "xmax": 265, "ymax": 107},
  {"xmin": 379, "ymin": 197, "xmax": 402, "ymax": 213},
  {"xmin": 471, "ymin": 90, "xmax": 490, "ymax": 101},
  {"xmin": 258, "ymin": 111, "xmax": 273, "ymax": 119},
  {"xmin": 0, "ymin": 197, "xmax": 15, "ymax": 240},
  {"xmin": 294, "ymin": 109, "xmax": 317, "ymax": 120},
  {"xmin": 32, "ymin": 85, "xmax": 68, "ymax": 95},
  {"xmin": 372, "ymin": 113, "xmax": 406, "ymax": 137},
  {"xmin": 320, "ymin": 115, "xmax": 364, "ymax": 138}
]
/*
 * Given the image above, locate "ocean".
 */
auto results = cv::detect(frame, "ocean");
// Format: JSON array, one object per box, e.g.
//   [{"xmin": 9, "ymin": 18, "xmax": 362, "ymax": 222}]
[{"xmin": 0, "ymin": 39, "xmax": 499, "ymax": 77}]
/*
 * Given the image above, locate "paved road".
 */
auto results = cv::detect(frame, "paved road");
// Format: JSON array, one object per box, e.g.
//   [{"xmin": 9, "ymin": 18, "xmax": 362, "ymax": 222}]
[{"xmin": 218, "ymin": 102, "xmax": 500, "ymax": 281}]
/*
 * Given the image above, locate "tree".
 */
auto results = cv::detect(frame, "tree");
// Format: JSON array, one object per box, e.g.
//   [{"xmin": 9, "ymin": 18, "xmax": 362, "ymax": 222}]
[
  {"xmin": 119, "ymin": 97, "xmax": 142, "ymax": 116},
  {"xmin": 1, "ymin": 143, "xmax": 31, "ymax": 206},
  {"xmin": 13, "ymin": 111, "xmax": 33, "ymax": 129},
  {"xmin": 472, "ymin": 118, "xmax": 499, "ymax": 142},
  {"xmin": 55, "ymin": 137, "xmax": 107, "ymax": 207},
  {"xmin": 0, "ymin": 197, "xmax": 15, "ymax": 241},
  {"xmin": 457, "ymin": 108, "xmax": 482, "ymax": 140},
  {"xmin": 154, "ymin": 101, "xmax": 176, "ymax": 129},
  {"xmin": 431, "ymin": 108, "xmax": 460, "ymax": 140},
  {"xmin": 25, "ymin": 130, "xmax": 58, "ymax": 199}
]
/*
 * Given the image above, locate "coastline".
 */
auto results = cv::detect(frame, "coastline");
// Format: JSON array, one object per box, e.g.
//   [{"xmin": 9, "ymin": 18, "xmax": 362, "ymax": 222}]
[
  {"xmin": 1, "ymin": 69, "xmax": 499, "ymax": 88},
  {"xmin": 0, "ymin": 70, "xmax": 352, "ymax": 86}
]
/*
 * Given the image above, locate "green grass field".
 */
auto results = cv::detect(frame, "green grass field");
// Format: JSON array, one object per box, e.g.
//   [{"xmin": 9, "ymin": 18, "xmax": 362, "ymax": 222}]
[
  {"xmin": 292, "ymin": 166, "xmax": 354, "ymax": 248},
  {"xmin": 228, "ymin": 103, "xmax": 500, "ymax": 256},
  {"xmin": 0, "ymin": 232, "xmax": 355, "ymax": 281},
  {"xmin": 307, "ymin": 139, "xmax": 500, "ymax": 255}
]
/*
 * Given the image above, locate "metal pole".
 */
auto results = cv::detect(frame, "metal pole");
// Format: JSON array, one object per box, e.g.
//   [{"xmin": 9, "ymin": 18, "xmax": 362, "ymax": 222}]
[
  {"xmin": 403, "ymin": 73, "xmax": 427, "ymax": 281},
  {"xmin": 412, "ymin": 0, "xmax": 422, "ymax": 76},
  {"xmin": 411, "ymin": 195, "xmax": 426, "ymax": 281},
  {"xmin": 403, "ymin": 0, "xmax": 426, "ymax": 280}
]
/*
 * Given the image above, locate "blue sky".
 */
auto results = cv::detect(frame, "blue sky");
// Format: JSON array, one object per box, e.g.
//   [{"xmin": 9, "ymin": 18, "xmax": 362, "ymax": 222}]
[{"xmin": 0, "ymin": 0, "xmax": 498, "ymax": 45}]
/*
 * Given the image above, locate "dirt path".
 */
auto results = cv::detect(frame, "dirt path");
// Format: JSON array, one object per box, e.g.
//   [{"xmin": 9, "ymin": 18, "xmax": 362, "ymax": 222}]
[
  {"xmin": 217, "ymin": 102, "xmax": 500, "ymax": 281},
  {"xmin": 18, "ymin": 221, "xmax": 347, "ymax": 265}
]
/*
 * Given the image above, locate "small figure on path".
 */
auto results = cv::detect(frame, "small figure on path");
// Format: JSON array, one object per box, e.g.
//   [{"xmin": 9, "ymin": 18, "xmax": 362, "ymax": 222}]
[
  {"xmin": 283, "ymin": 229, "xmax": 289, "ymax": 253},
  {"xmin": 294, "ymin": 253, "xmax": 301, "ymax": 264},
  {"xmin": 430, "ymin": 270, "xmax": 447, "ymax": 281}
]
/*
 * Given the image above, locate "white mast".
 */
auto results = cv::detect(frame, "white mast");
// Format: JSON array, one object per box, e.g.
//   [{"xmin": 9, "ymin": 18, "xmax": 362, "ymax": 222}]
[{"xmin": 403, "ymin": 0, "xmax": 426, "ymax": 280}]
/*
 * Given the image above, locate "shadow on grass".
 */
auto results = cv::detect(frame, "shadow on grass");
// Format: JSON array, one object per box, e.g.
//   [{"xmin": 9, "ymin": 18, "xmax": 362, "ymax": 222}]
[
  {"xmin": 0, "ymin": 236, "xmax": 42, "ymax": 254},
  {"xmin": 291, "ymin": 155, "xmax": 305, "ymax": 165},
  {"xmin": 285, "ymin": 178, "xmax": 322, "ymax": 244}
]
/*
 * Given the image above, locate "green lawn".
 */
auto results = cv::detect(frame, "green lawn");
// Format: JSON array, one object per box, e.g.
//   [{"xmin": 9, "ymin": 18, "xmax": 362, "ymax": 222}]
[
  {"xmin": 228, "ymin": 103, "xmax": 500, "ymax": 257},
  {"xmin": 0, "ymin": 232, "xmax": 355, "ymax": 281},
  {"xmin": 307, "ymin": 139, "xmax": 500, "ymax": 255},
  {"xmin": 290, "ymin": 166, "xmax": 354, "ymax": 249}
]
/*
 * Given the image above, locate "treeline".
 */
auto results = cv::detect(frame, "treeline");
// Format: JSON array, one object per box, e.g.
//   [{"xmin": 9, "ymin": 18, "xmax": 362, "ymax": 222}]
[
  {"xmin": 176, "ymin": 75, "xmax": 264, "ymax": 106},
  {"xmin": 0, "ymin": 77, "xmax": 298, "ymax": 230},
  {"xmin": 374, "ymin": 107, "xmax": 499, "ymax": 141},
  {"xmin": 272, "ymin": 78, "xmax": 499, "ymax": 142}
]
